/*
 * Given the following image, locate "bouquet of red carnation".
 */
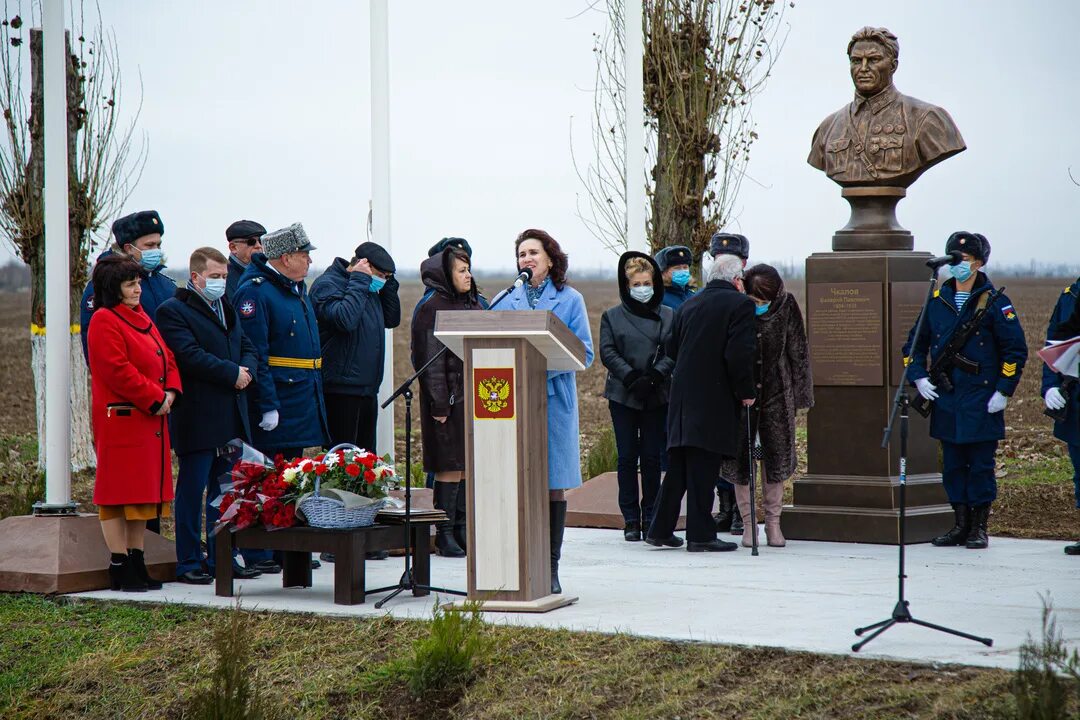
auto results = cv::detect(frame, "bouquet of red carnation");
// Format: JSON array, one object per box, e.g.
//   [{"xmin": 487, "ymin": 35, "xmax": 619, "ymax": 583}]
[{"xmin": 212, "ymin": 440, "xmax": 313, "ymax": 533}]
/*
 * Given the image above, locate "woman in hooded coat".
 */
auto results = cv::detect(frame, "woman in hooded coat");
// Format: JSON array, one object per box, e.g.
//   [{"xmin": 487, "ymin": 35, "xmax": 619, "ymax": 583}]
[
  {"xmin": 412, "ymin": 245, "xmax": 483, "ymax": 557},
  {"xmin": 599, "ymin": 252, "xmax": 675, "ymax": 541},
  {"xmin": 495, "ymin": 229, "xmax": 594, "ymax": 595},
  {"xmin": 720, "ymin": 264, "xmax": 813, "ymax": 548}
]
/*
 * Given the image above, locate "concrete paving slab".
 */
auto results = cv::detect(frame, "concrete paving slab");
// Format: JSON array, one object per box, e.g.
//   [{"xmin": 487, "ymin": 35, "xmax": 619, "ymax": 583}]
[{"xmin": 70, "ymin": 528, "xmax": 1079, "ymax": 670}]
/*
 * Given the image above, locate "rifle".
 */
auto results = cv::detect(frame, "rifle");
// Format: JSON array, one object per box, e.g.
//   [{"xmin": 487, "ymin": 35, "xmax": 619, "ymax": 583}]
[{"xmin": 911, "ymin": 286, "xmax": 1006, "ymax": 418}]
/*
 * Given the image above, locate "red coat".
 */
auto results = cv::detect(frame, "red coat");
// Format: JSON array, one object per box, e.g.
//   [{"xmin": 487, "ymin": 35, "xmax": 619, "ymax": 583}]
[{"xmin": 87, "ymin": 303, "xmax": 182, "ymax": 506}]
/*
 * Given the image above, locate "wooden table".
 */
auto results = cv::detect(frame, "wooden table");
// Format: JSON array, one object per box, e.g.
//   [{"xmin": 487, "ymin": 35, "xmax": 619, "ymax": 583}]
[{"xmin": 215, "ymin": 522, "xmax": 435, "ymax": 605}]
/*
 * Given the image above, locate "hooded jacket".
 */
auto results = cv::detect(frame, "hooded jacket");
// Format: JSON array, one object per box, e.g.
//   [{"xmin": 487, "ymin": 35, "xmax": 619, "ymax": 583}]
[{"xmin": 599, "ymin": 252, "xmax": 675, "ymax": 410}]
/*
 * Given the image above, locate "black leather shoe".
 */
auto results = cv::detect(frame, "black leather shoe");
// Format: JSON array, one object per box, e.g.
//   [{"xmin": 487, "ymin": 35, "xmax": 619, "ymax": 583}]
[
  {"xmin": 623, "ymin": 521, "xmax": 642, "ymax": 542},
  {"xmin": 176, "ymin": 570, "xmax": 214, "ymax": 585},
  {"xmin": 932, "ymin": 504, "xmax": 970, "ymax": 547},
  {"xmin": 252, "ymin": 559, "xmax": 282, "ymax": 574},
  {"xmin": 645, "ymin": 535, "xmax": 684, "ymax": 548},
  {"xmin": 233, "ymin": 565, "xmax": 262, "ymax": 580},
  {"xmin": 687, "ymin": 539, "xmax": 738, "ymax": 552},
  {"xmin": 320, "ymin": 552, "xmax": 336, "ymax": 563},
  {"xmin": 310, "ymin": 558, "xmax": 322, "ymax": 570},
  {"xmin": 1065, "ymin": 542, "xmax": 1080, "ymax": 556},
  {"xmin": 729, "ymin": 504, "xmax": 744, "ymax": 535},
  {"xmin": 366, "ymin": 550, "xmax": 390, "ymax": 560}
]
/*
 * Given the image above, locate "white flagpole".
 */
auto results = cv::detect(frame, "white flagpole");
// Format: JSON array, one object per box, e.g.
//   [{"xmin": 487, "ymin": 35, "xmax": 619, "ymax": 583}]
[{"xmin": 624, "ymin": 0, "xmax": 647, "ymax": 252}]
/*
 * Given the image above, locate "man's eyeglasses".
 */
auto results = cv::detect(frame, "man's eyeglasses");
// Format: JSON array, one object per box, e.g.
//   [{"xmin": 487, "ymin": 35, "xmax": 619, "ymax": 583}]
[{"xmin": 240, "ymin": 236, "xmax": 262, "ymax": 247}]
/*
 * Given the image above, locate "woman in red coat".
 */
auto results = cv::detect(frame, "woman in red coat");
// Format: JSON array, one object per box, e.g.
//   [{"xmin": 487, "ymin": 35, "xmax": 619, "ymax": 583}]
[{"xmin": 87, "ymin": 255, "xmax": 182, "ymax": 591}]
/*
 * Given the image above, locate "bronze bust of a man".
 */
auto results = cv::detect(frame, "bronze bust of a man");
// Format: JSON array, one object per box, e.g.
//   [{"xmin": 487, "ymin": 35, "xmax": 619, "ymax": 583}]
[{"xmin": 808, "ymin": 27, "xmax": 965, "ymax": 188}]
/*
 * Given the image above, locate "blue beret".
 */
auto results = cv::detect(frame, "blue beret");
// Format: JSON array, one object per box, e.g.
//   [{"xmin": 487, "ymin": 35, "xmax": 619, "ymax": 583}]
[
  {"xmin": 709, "ymin": 232, "xmax": 749, "ymax": 260},
  {"xmin": 654, "ymin": 245, "xmax": 693, "ymax": 271},
  {"xmin": 945, "ymin": 231, "xmax": 990, "ymax": 264},
  {"xmin": 112, "ymin": 210, "xmax": 164, "ymax": 247}
]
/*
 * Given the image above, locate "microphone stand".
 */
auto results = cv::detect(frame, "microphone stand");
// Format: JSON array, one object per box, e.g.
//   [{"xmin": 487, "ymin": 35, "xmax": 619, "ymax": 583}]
[
  {"xmin": 367, "ymin": 274, "xmax": 525, "ymax": 608},
  {"xmin": 852, "ymin": 262, "xmax": 992, "ymax": 652}
]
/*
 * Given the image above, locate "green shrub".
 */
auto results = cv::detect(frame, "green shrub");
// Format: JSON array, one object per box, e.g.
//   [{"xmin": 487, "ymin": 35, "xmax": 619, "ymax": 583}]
[
  {"xmin": 403, "ymin": 598, "xmax": 491, "ymax": 698},
  {"xmin": 1013, "ymin": 593, "xmax": 1080, "ymax": 720},
  {"xmin": 584, "ymin": 425, "xmax": 619, "ymax": 480},
  {"xmin": 188, "ymin": 601, "xmax": 274, "ymax": 720}
]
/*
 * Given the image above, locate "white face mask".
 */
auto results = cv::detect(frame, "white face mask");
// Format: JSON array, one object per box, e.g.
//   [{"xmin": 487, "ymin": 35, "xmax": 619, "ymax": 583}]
[
  {"xmin": 201, "ymin": 278, "xmax": 227, "ymax": 301},
  {"xmin": 629, "ymin": 285, "xmax": 654, "ymax": 303}
]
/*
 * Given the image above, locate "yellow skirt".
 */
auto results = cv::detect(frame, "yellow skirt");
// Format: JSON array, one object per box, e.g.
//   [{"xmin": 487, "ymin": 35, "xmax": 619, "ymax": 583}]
[{"xmin": 98, "ymin": 503, "xmax": 171, "ymax": 521}]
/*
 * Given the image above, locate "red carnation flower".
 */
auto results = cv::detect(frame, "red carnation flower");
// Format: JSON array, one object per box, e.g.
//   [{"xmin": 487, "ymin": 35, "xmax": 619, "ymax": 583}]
[
  {"xmin": 364, "ymin": 470, "xmax": 376, "ymax": 484},
  {"xmin": 346, "ymin": 464, "xmax": 361, "ymax": 477},
  {"xmin": 315, "ymin": 464, "xmax": 328, "ymax": 476}
]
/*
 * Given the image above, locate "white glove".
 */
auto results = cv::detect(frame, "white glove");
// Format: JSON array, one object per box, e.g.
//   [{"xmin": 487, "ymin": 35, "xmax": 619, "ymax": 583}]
[
  {"xmin": 915, "ymin": 377, "xmax": 938, "ymax": 401},
  {"xmin": 987, "ymin": 391, "xmax": 1008, "ymax": 414},
  {"xmin": 1045, "ymin": 387, "xmax": 1067, "ymax": 411},
  {"xmin": 259, "ymin": 410, "xmax": 279, "ymax": 431}
]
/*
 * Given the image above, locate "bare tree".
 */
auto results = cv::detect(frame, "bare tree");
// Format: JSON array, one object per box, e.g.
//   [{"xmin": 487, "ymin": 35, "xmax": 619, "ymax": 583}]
[
  {"xmin": 0, "ymin": 1, "xmax": 146, "ymax": 470},
  {"xmin": 576, "ymin": 0, "xmax": 790, "ymax": 258}
]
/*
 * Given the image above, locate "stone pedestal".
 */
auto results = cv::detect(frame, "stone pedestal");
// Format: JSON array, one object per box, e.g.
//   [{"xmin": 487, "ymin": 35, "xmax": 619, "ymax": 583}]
[{"xmin": 780, "ymin": 250, "xmax": 953, "ymax": 544}]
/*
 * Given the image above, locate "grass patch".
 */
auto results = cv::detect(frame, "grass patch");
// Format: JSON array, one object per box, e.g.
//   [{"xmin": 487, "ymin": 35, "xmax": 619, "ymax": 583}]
[
  {"xmin": 584, "ymin": 424, "xmax": 618, "ymax": 480},
  {"xmin": 0, "ymin": 594, "xmax": 1067, "ymax": 719}
]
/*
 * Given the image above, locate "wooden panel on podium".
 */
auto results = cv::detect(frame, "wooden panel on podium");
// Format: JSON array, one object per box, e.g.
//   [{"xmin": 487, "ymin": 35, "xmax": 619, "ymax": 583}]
[{"xmin": 435, "ymin": 310, "xmax": 586, "ymax": 613}]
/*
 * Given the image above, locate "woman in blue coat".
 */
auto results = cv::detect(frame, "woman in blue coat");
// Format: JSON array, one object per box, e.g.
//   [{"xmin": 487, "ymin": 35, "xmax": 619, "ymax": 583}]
[{"xmin": 495, "ymin": 229, "xmax": 594, "ymax": 594}]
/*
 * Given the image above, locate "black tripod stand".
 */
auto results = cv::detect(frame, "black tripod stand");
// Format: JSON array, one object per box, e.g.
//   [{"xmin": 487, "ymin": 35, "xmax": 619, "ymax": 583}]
[
  {"xmin": 851, "ymin": 262, "xmax": 993, "ymax": 652},
  {"xmin": 367, "ymin": 273, "xmax": 527, "ymax": 608}
]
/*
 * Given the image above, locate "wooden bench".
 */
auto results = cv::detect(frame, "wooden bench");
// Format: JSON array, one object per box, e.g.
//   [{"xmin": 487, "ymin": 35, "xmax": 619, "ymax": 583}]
[{"xmin": 215, "ymin": 522, "xmax": 435, "ymax": 605}]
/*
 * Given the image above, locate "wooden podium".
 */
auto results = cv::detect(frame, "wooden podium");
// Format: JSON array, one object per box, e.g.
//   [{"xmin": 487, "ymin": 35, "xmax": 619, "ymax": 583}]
[{"xmin": 435, "ymin": 310, "xmax": 587, "ymax": 612}]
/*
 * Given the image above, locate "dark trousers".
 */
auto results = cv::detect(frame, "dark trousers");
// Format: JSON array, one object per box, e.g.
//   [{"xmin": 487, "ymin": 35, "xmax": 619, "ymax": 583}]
[
  {"xmin": 325, "ymin": 393, "xmax": 379, "ymax": 452},
  {"xmin": 1069, "ymin": 443, "xmax": 1080, "ymax": 508},
  {"xmin": 648, "ymin": 446, "xmax": 720, "ymax": 543},
  {"xmin": 175, "ymin": 450, "xmax": 232, "ymax": 575},
  {"xmin": 609, "ymin": 400, "xmax": 665, "ymax": 525},
  {"xmin": 941, "ymin": 440, "xmax": 998, "ymax": 506},
  {"xmin": 249, "ymin": 445, "xmax": 306, "ymax": 566}
]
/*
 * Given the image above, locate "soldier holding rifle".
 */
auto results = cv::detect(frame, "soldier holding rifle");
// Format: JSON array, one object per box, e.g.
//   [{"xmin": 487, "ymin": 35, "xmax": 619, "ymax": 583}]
[{"xmin": 903, "ymin": 232, "xmax": 1027, "ymax": 550}]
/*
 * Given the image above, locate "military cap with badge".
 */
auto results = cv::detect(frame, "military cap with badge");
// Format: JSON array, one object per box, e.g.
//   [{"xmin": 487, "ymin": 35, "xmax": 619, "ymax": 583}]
[{"xmin": 654, "ymin": 245, "xmax": 693, "ymax": 272}]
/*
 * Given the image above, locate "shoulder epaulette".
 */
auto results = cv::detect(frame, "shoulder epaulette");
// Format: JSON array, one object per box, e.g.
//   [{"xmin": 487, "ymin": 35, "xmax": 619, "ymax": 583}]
[
  {"xmin": 933, "ymin": 289, "xmax": 940, "ymax": 298},
  {"xmin": 251, "ymin": 276, "xmax": 264, "ymax": 285}
]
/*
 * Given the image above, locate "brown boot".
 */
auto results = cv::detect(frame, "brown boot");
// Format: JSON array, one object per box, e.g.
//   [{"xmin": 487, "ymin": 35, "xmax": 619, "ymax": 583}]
[
  {"xmin": 763, "ymin": 481, "xmax": 786, "ymax": 547},
  {"xmin": 733, "ymin": 483, "xmax": 757, "ymax": 548}
]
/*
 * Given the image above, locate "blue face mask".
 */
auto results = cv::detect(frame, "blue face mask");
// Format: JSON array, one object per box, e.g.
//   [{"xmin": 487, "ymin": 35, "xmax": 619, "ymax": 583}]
[
  {"xmin": 671, "ymin": 269, "xmax": 691, "ymax": 287},
  {"xmin": 138, "ymin": 248, "xmax": 163, "ymax": 271},
  {"xmin": 369, "ymin": 275, "xmax": 386, "ymax": 293},
  {"xmin": 201, "ymin": 278, "xmax": 227, "ymax": 301},
  {"xmin": 949, "ymin": 261, "xmax": 974, "ymax": 283},
  {"xmin": 629, "ymin": 286, "xmax": 654, "ymax": 304},
  {"xmin": 755, "ymin": 302, "xmax": 771, "ymax": 316}
]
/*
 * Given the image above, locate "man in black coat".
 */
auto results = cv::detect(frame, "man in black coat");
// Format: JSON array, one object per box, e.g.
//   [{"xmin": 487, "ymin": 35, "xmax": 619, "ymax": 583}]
[
  {"xmin": 646, "ymin": 253, "xmax": 757, "ymax": 552},
  {"xmin": 156, "ymin": 247, "xmax": 263, "ymax": 583},
  {"xmin": 224, "ymin": 220, "xmax": 266, "ymax": 302}
]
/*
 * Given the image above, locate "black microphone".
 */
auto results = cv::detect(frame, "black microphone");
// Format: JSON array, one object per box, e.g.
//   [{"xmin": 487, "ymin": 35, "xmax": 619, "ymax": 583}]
[
  {"xmin": 926, "ymin": 251, "xmax": 963, "ymax": 269},
  {"xmin": 487, "ymin": 268, "xmax": 533, "ymax": 310}
]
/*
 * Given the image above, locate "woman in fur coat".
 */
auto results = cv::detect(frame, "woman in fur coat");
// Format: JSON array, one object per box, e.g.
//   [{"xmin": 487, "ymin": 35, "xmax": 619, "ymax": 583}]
[{"xmin": 721, "ymin": 264, "xmax": 813, "ymax": 548}]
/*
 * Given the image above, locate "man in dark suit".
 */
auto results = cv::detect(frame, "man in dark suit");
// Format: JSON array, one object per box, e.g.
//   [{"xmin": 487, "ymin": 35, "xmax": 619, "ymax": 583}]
[
  {"xmin": 156, "ymin": 247, "xmax": 263, "ymax": 583},
  {"xmin": 224, "ymin": 220, "xmax": 266, "ymax": 302},
  {"xmin": 646, "ymin": 252, "xmax": 757, "ymax": 552}
]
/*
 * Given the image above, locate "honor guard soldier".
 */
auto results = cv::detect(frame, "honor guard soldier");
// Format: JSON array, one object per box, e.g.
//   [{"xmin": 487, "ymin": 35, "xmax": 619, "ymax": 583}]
[
  {"xmin": 1041, "ymin": 275, "xmax": 1080, "ymax": 556},
  {"xmin": 654, "ymin": 245, "xmax": 695, "ymax": 310},
  {"xmin": 224, "ymin": 220, "xmax": 267, "ymax": 302},
  {"xmin": 234, "ymin": 222, "xmax": 330, "ymax": 459},
  {"xmin": 904, "ymin": 232, "xmax": 1027, "ymax": 549},
  {"xmin": 80, "ymin": 210, "xmax": 175, "ymax": 363}
]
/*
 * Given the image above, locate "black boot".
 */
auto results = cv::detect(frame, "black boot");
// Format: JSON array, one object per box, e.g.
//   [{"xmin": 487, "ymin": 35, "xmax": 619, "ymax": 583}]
[
  {"xmin": 729, "ymin": 502, "xmax": 744, "ymax": 535},
  {"xmin": 111, "ymin": 553, "xmax": 147, "ymax": 592},
  {"xmin": 965, "ymin": 503, "xmax": 990, "ymax": 549},
  {"xmin": 128, "ymin": 548, "xmax": 162, "ymax": 590},
  {"xmin": 713, "ymin": 488, "xmax": 734, "ymax": 532},
  {"xmin": 550, "ymin": 500, "xmax": 567, "ymax": 594},
  {"xmin": 453, "ymin": 481, "xmax": 468, "ymax": 553},
  {"xmin": 623, "ymin": 520, "xmax": 641, "ymax": 542},
  {"xmin": 108, "ymin": 553, "xmax": 127, "ymax": 590},
  {"xmin": 433, "ymin": 482, "xmax": 465, "ymax": 558},
  {"xmin": 1065, "ymin": 541, "xmax": 1080, "ymax": 556},
  {"xmin": 931, "ymin": 504, "xmax": 971, "ymax": 547}
]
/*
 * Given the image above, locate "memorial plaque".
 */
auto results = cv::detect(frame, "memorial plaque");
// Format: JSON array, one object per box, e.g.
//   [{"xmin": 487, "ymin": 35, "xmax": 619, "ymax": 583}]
[
  {"xmin": 808, "ymin": 282, "xmax": 883, "ymax": 386},
  {"xmin": 889, "ymin": 282, "xmax": 928, "ymax": 385}
]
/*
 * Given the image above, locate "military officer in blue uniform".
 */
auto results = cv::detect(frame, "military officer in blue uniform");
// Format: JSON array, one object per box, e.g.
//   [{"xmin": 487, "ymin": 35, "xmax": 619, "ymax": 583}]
[
  {"xmin": 234, "ymin": 222, "xmax": 330, "ymax": 457},
  {"xmin": 654, "ymin": 245, "xmax": 695, "ymax": 311},
  {"xmin": 224, "ymin": 220, "xmax": 266, "ymax": 302},
  {"xmin": 904, "ymin": 232, "xmax": 1027, "ymax": 549},
  {"xmin": 1041, "ymin": 276, "xmax": 1080, "ymax": 556},
  {"xmin": 80, "ymin": 210, "xmax": 175, "ymax": 362}
]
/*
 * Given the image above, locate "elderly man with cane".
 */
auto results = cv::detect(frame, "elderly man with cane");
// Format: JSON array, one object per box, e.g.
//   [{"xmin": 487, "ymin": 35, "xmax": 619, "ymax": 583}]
[{"xmin": 645, "ymin": 253, "xmax": 757, "ymax": 552}]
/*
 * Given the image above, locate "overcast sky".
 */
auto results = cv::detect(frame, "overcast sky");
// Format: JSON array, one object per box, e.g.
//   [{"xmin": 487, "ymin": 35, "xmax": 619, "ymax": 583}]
[{"xmin": 7, "ymin": 1, "xmax": 1077, "ymax": 276}]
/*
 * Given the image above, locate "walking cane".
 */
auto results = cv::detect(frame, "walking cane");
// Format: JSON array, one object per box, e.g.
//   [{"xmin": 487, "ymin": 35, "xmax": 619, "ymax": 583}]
[{"xmin": 746, "ymin": 406, "xmax": 759, "ymax": 556}]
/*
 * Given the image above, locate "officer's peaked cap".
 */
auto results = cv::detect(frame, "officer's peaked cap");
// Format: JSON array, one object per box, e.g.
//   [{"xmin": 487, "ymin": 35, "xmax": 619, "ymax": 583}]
[
  {"xmin": 945, "ymin": 231, "xmax": 990, "ymax": 265},
  {"xmin": 112, "ymin": 210, "xmax": 164, "ymax": 248},
  {"xmin": 709, "ymin": 232, "xmax": 750, "ymax": 260},
  {"xmin": 654, "ymin": 245, "xmax": 693, "ymax": 272},
  {"xmin": 428, "ymin": 237, "xmax": 472, "ymax": 258},
  {"xmin": 262, "ymin": 223, "xmax": 316, "ymax": 259}
]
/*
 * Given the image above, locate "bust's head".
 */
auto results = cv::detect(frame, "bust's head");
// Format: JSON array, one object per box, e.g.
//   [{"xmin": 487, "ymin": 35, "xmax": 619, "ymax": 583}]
[{"xmin": 847, "ymin": 26, "xmax": 898, "ymax": 97}]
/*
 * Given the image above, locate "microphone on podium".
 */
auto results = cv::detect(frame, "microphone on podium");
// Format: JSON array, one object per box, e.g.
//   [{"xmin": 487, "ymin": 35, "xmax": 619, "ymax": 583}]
[
  {"xmin": 489, "ymin": 268, "xmax": 533, "ymax": 309},
  {"xmin": 926, "ymin": 251, "xmax": 963, "ymax": 269}
]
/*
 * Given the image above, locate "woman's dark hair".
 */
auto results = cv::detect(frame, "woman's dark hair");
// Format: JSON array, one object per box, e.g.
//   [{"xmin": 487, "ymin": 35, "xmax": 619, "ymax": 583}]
[
  {"xmin": 743, "ymin": 263, "xmax": 784, "ymax": 303},
  {"xmin": 515, "ymin": 228, "xmax": 568, "ymax": 290},
  {"xmin": 92, "ymin": 255, "xmax": 142, "ymax": 310}
]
